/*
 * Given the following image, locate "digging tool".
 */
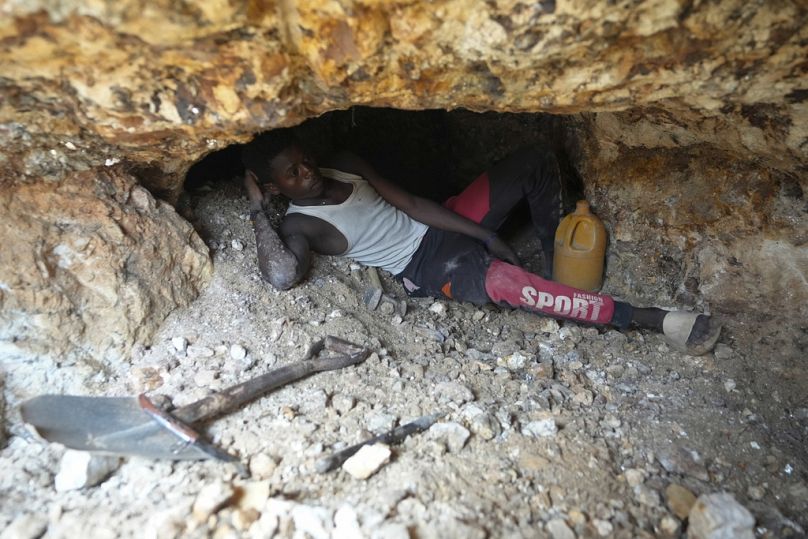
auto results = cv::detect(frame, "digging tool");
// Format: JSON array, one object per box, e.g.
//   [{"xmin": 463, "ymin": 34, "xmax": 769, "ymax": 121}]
[
  {"xmin": 362, "ymin": 266, "xmax": 407, "ymax": 317},
  {"xmin": 21, "ymin": 336, "xmax": 369, "ymax": 462},
  {"xmin": 315, "ymin": 412, "xmax": 444, "ymax": 473}
]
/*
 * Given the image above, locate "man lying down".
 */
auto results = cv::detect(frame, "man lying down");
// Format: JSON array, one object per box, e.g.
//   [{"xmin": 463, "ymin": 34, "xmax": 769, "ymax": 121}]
[{"xmin": 239, "ymin": 129, "xmax": 721, "ymax": 356}]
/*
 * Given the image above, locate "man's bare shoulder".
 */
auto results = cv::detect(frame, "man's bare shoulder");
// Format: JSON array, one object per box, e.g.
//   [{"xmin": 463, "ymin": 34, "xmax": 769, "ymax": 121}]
[{"xmin": 280, "ymin": 213, "xmax": 347, "ymax": 255}]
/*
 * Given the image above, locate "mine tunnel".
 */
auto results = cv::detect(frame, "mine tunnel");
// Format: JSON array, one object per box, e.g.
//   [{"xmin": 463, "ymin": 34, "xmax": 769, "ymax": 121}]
[{"xmin": 1, "ymin": 2, "xmax": 807, "ymax": 538}]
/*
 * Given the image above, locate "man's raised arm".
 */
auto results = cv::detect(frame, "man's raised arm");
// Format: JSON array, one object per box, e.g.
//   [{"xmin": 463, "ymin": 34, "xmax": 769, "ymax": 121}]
[{"xmin": 245, "ymin": 172, "xmax": 310, "ymax": 290}]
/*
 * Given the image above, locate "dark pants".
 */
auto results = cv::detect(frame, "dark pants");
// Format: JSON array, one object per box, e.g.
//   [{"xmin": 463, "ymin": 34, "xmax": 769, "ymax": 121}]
[{"xmin": 397, "ymin": 145, "xmax": 563, "ymax": 305}]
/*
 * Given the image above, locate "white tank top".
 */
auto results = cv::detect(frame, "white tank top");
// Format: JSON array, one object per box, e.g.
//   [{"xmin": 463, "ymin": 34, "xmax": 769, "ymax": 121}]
[{"xmin": 286, "ymin": 168, "xmax": 428, "ymax": 275}]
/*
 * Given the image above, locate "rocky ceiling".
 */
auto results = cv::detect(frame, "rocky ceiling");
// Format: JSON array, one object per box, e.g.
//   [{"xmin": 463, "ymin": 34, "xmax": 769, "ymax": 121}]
[{"xmin": 0, "ymin": 0, "xmax": 806, "ymax": 365}]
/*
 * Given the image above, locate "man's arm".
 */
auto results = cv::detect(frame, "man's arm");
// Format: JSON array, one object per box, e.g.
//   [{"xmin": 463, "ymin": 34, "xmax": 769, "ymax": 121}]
[
  {"xmin": 245, "ymin": 172, "xmax": 311, "ymax": 290},
  {"xmin": 325, "ymin": 152, "xmax": 519, "ymax": 265}
]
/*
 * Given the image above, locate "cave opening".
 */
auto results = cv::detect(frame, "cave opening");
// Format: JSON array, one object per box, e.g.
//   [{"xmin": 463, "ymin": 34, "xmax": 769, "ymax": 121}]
[
  {"xmin": 184, "ymin": 106, "xmax": 585, "ymax": 276},
  {"xmin": 186, "ymin": 107, "xmax": 572, "ymax": 201}
]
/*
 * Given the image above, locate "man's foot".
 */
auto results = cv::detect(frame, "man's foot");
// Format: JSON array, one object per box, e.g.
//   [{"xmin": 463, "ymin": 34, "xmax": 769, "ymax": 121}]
[{"xmin": 662, "ymin": 312, "xmax": 722, "ymax": 356}]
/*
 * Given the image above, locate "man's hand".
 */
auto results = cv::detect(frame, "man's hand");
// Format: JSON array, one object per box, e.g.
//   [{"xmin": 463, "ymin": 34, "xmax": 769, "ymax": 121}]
[
  {"xmin": 486, "ymin": 236, "xmax": 520, "ymax": 267},
  {"xmin": 244, "ymin": 171, "xmax": 265, "ymax": 210}
]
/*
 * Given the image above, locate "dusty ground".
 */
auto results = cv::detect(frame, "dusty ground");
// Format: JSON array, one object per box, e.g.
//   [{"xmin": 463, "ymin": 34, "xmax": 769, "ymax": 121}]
[{"xmin": 1, "ymin": 178, "xmax": 806, "ymax": 539}]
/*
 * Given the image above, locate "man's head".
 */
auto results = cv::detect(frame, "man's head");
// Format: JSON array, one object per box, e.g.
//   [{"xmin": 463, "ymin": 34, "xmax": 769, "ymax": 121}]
[{"xmin": 241, "ymin": 129, "xmax": 323, "ymax": 200}]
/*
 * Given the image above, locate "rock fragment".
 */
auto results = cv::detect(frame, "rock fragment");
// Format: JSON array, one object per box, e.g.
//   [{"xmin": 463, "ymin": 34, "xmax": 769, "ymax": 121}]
[
  {"xmin": 659, "ymin": 516, "xmax": 680, "ymax": 535},
  {"xmin": 366, "ymin": 412, "xmax": 398, "ymax": 434},
  {"xmin": 187, "ymin": 345, "xmax": 214, "ymax": 358},
  {"xmin": 434, "ymin": 381, "xmax": 474, "ymax": 404},
  {"xmin": 332, "ymin": 393, "xmax": 356, "ymax": 414},
  {"xmin": 342, "ymin": 443, "xmax": 391, "ymax": 479},
  {"xmin": 192, "ymin": 481, "xmax": 234, "ymax": 522},
  {"xmin": 522, "ymin": 417, "xmax": 558, "ymax": 438},
  {"xmin": 546, "ymin": 518, "xmax": 575, "ymax": 539},
  {"xmin": 688, "ymin": 492, "xmax": 755, "ymax": 539},
  {"xmin": 229, "ymin": 344, "xmax": 247, "ymax": 360},
  {"xmin": 171, "ymin": 336, "xmax": 188, "ymax": 352},
  {"xmin": 592, "ymin": 519, "xmax": 613, "ymax": 536},
  {"xmin": 428, "ymin": 422, "xmax": 471, "ymax": 452},
  {"xmin": 54, "ymin": 450, "xmax": 120, "ymax": 492},
  {"xmin": 249, "ymin": 453, "xmax": 277, "ymax": 479},
  {"xmin": 0, "ymin": 513, "xmax": 48, "ymax": 539},
  {"xmin": 333, "ymin": 505, "xmax": 362, "ymax": 539},
  {"xmin": 231, "ymin": 239, "xmax": 244, "ymax": 251},
  {"xmin": 665, "ymin": 483, "xmax": 696, "ymax": 519}
]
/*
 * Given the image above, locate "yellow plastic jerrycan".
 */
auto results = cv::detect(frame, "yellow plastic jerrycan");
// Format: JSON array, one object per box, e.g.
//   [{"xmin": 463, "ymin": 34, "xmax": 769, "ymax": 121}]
[{"xmin": 552, "ymin": 200, "xmax": 607, "ymax": 291}]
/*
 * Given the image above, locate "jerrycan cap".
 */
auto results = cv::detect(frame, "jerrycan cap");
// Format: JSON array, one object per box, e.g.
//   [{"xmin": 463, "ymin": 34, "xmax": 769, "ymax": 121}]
[{"xmin": 574, "ymin": 200, "xmax": 591, "ymax": 214}]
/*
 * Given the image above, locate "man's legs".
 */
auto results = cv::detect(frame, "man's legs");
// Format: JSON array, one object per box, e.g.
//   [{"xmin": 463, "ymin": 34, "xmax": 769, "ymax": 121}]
[
  {"xmin": 443, "ymin": 145, "xmax": 562, "ymax": 275},
  {"xmin": 484, "ymin": 260, "xmax": 721, "ymax": 355}
]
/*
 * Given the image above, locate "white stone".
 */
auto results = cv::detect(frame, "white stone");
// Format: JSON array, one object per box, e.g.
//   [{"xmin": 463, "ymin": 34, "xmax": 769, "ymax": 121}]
[
  {"xmin": 248, "ymin": 453, "xmax": 277, "ymax": 479},
  {"xmin": 187, "ymin": 345, "xmax": 214, "ymax": 358},
  {"xmin": 546, "ymin": 518, "xmax": 575, "ymax": 539},
  {"xmin": 522, "ymin": 417, "xmax": 558, "ymax": 438},
  {"xmin": 342, "ymin": 444, "xmax": 391, "ymax": 479},
  {"xmin": 54, "ymin": 450, "xmax": 120, "ymax": 492},
  {"xmin": 688, "ymin": 492, "xmax": 755, "ymax": 539},
  {"xmin": 238, "ymin": 480, "xmax": 270, "ymax": 512},
  {"xmin": 0, "ymin": 513, "xmax": 48, "ymax": 539},
  {"xmin": 429, "ymin": 301, "xmax": 447, "ymax": 315},
  {"xmin": 428, "ymin": 422, "xmax": 471, "ymax": 453},
  {"xmin": 333, "ymin": 505, "xmax": 362, "ymax": 539},
  {"xmin": 193, "ymin": 369, "xmax": 217, "ymax": 387},
  {"xmin": 592, "ymin": 519, "xmax": 613, "ymax": 536},
  {"xmin": 230, "ymin": 344, "xmax": 247, "ymax": 360},
  {"xmin": 625, "ymin": 468, "xmax": 646, "ymax": 487},
  {"xmin": 366, "ymin": 412, "xmax": 398, "ymax": 434},
  {"xmin": 291, "ymin": 505, "xmax": 332, "ymax": 539},
  {"xmin": 371, "ymin": 523, "xmax": 410, "ymax": 539},
  {"xmin": 231, "ymin": 239, "xmax": 244, "ymax": 251},
  {"xmin": 192, "ymin": 480, "xmax": 234, "ymax": 521},
  {"xmin": 171, "ymin": 336, "xmax": 187, "ymax": 352},
  {"xmin": 497, "ymin": 350, "xmax": 529, "ymax": 370},
  {"xmin": 434, "ymin": 381, "xmax": 474, "ymax": 404}
]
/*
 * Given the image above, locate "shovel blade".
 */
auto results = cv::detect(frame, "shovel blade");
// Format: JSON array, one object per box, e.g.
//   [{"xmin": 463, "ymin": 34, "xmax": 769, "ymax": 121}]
[{"xmin": 21, "ymin": 395, "xmax": 216, "ymax": 460}]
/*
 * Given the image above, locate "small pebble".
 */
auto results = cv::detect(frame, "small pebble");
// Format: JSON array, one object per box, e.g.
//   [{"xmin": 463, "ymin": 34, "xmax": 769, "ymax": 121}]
[
  {"xmin": 428, "ymin": 422, "xmax": 471, "ymax": 453},
  {"xmin": 592, "ymin": 519, "xmax": 613, "ymax": 536},
  {"xmin": 665, "ymin": 484, "xmax": 696, "ymax": 519},
  {"xmin": 522, "ymin": 417, "xmax": 558, "ymax": 438},
  {"xmin": 192, "ymin": 481, "xmax": 234, "ymax": 522},
  {"xmin": 689, "ymin": 492, "xmax": 755, "ymax": 539},
  {"xmin": 54, "ymin": 451, "xmax": 120, "ymax": 492},
  {"xmin": 171, "ymin": 337, "xmax": 187, "ymax": 352},
  {"xmin": 249, "ymin": 454, "xmax": 277, "ymax": 479},
  {"xmin": 229, "ymin": 344, "xmax": 247, "ymax": 361},
  {"xmin": 342, "ymin": 444, "xmax": 391, "ymax": 479},
  {"xmin": 545, "ymin": 518, "xmax": 575, "ymax": 539},
  {"xmin": 231, "ymin": 239, "xmax": 244, "ymax": 251},
  {"xmin": 187, "ymin": 345, "xmax": 214, "ymax": 358}
]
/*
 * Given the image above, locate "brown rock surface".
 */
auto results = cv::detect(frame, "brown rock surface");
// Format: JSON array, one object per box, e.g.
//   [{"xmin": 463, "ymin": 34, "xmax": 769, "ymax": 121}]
[
  {"xmin": 0, "ymin": 168, "xmax": 211, "ymax": 366},
  {"xmin": 0, "ymin": 1, "xmax": 805, "ymax": 190}
]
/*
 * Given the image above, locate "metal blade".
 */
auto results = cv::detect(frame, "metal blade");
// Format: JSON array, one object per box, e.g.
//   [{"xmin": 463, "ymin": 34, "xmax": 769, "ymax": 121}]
[{"xmin": 21, "ymin": 395, "xmax": 216, "ymax": 460}]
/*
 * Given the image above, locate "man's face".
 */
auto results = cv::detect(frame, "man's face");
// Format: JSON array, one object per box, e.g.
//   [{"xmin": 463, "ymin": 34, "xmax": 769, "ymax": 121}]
[{"xmin": 265, "ymin": 145, "xmax": 323, "ymax": 200}]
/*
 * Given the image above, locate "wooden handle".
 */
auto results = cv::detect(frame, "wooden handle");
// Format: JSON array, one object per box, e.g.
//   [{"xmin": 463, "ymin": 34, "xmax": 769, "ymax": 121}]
[{"xmin": 173, "ymin": 337, "xmax": 369, "ymax": 424}]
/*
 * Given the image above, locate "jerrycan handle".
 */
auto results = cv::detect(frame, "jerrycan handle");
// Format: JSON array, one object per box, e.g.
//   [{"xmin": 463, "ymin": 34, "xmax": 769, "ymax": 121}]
[{"xmin": 563, "ymin": 200, "xmax": 593, "ymax": 250}]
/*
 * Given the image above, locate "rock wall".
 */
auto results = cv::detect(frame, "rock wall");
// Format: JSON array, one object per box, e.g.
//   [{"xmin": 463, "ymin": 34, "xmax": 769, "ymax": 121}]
[
  {"xmin": 1, "ymin": 1, "xmax": 804, "ymax": 189},
  {"xmin": 569, "ymin": 111, "xmax": 807, "ymax": 321},
  {"xmin": 0, "ymin": 168, "xmax": 211, "ymax": 367},
  {"xmin": 0, "ymin": 0, "xmax": 805, "ymax": 363}
]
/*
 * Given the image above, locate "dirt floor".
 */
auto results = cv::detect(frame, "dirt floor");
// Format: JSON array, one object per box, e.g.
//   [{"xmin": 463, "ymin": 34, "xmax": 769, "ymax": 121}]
[{"xmin": 1, "ymin": 178, "xmax": 806, "ymax": 539}]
